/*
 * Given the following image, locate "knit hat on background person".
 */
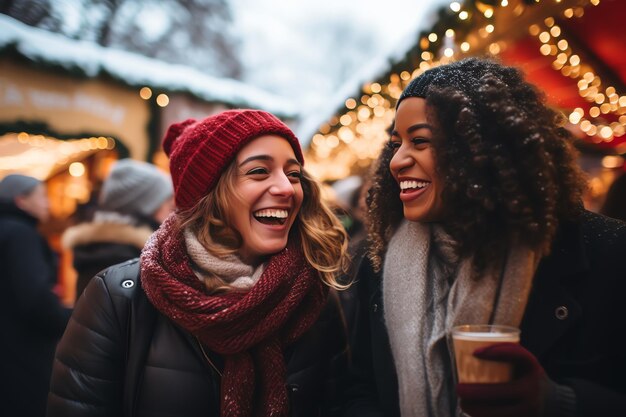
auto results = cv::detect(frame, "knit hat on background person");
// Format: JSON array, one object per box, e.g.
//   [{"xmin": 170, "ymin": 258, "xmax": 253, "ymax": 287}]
[
  {"xmin": 0, "ymin": 174, "xmax": 41, "ymax": 203},
  {"xmin": 163, "ymin": 109, "xmax": 304, "ymax": 211},
  {"xmin": 99, "ymin": 159, "xmax": 174, "ymax": 218}
]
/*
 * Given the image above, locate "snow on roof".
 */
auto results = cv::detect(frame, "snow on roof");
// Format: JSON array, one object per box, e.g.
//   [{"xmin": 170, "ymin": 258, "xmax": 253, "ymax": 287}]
[
  {"xmin": 294, "ymin": 0, "xmax": 449, "ymax": 145},
  {"xmin": 0, "ymin": 14, "xmax": 298, "ymax": 118}
]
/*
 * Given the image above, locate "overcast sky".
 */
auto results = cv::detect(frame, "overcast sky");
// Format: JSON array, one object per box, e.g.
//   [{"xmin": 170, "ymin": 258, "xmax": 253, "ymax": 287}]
[
  {"xmin": 37, "ymin": 0, "xmax": 446, "ymax": 111},
  {"xmin": 229, "ymin": 0, "xmax": 445, "ymax": 110}
]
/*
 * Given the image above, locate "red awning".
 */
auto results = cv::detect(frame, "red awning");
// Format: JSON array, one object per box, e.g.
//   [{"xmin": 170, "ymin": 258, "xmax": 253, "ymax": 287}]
[{"xmin": 499, "ymin": 0, "xmax": 626, "ymax": 151}]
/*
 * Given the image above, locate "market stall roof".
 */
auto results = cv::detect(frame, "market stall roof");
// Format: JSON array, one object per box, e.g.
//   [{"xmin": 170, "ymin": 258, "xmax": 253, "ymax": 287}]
[
  {"xmin": 497, "ymin": 0, "xmax": 626, "ymax": 152},
  {"xmin": 301, "ymin": 0, "xmax": 626, "ymax": 181},
  {"xmin": 0, "ymin": 14, "xmax": 297, "ymax": 118}
]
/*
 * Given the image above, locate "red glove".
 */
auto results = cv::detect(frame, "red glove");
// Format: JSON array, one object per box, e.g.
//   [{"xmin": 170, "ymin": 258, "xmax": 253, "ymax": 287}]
[{"xmin": 456, "ymin": 342, "xmax": 554, "ymax": 417}]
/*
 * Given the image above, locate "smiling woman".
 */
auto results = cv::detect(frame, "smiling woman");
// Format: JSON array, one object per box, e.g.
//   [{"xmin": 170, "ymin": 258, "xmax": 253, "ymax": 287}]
[
  {"xmin": 388, "ymin": 98, "xmax": 442, "ymax": 223},
  {"xmin": 230, "ymin": 135, "xmax": 304, "ymax": 264},
  {"xmin": 343, "ymin": 58, "xmax": 626, "ymax": 417},
  {"xmin": 48, "ymin": 109, "xmax": 350, "ymax": 417}
]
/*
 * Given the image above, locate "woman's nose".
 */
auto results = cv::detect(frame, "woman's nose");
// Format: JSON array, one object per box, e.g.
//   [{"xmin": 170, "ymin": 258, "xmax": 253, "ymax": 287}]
[
  {"xmin": 389, "ymin": 146, "xmax": 413, "ymax": 174},
  {"xmin": 269, "ymin": 173, "xmax": 295, "ymax": 196}
]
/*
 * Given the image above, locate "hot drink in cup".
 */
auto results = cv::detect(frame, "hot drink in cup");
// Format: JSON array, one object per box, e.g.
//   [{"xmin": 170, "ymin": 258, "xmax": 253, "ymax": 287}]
[{"xmin": 451, "ymin": 325, "xmax": 520, "ymax": 384}]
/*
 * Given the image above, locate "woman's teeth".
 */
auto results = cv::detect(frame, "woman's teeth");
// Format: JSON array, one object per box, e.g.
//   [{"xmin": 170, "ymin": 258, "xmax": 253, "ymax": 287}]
[
  {"xmin": 254, "ymin": 209, "xmax": 288, "ymax": 219},
  {"xmin": 253, "ymin": 209, "xmax": 288, "ymax": 225},
  {"xmin": 399, "ymin": 180, "xmax": 429, "ymax": 191}
]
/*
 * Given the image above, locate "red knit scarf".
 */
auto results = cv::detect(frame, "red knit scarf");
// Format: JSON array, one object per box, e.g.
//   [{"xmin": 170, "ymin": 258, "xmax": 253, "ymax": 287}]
[{"xmin": 140, "ymin": 215, "xmax": 327, "ymax": 417}]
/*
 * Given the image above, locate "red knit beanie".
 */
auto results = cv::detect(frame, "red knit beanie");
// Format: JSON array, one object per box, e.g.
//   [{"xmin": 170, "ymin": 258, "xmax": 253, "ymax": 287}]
[{"xmin": 162, "ymin": 109, "xmax": 304, "ymax": 211}]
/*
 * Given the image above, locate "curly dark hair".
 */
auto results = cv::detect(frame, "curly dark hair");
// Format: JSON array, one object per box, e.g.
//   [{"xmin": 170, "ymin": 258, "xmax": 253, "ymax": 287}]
[{"xmin": 367, "ymin": 57, "xmax": 588, "ymax": 273}]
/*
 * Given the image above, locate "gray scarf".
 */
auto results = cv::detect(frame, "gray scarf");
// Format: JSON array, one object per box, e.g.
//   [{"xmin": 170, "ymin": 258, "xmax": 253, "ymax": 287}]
[
  {"xmin": 382, "ymin": 220, "xmax": 539, "ymax": 417},
  {"xmin": 183, "ymin": 228, "xmax": 264, "ymax": 290}
]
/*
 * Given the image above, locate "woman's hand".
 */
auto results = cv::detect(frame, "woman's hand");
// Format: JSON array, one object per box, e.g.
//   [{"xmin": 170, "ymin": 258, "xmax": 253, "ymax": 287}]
[{"xmin": 456, "ymin": 343, "xmax": 558, "ymax": 417}]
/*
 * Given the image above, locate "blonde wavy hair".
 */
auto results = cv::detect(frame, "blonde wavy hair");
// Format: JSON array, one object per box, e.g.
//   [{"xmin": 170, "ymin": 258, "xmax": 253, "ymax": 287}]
[{"xmin": 177, "ymin": 160, "xmax": 349, "ymax": 294}]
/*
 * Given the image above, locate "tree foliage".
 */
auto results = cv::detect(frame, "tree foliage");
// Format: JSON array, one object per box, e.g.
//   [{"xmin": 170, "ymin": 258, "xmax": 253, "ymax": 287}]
[{"xmin": 1, "ymin": 0, "xmax": 242, "ymax": 79}]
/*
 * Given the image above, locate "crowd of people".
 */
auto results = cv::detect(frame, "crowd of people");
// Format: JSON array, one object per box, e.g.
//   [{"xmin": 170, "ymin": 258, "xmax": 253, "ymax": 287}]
[{"xmin": 1, "ymin": 58, "xmax": 625, "ymax": 417}]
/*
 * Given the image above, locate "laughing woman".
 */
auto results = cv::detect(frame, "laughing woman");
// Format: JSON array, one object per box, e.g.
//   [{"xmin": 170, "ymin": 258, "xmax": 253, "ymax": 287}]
[
  {"xmin": 342, "ymin": 58, "xmax": 626, "ymax": 417},
  {"xmin": 48, "ymin": 110, "xmax": 349, "ymax": 417}
]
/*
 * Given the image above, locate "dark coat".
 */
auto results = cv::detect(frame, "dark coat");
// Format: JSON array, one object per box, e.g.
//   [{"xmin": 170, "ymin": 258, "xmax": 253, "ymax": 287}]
[
  {"xmin": 48, "ymin": 259, "xmax": 349, "ymax": 417},
  {"xmin": 0, "ymin": 202, "xmax": 72, "ymax": 417},
  {"xmin": 342, "ymin": 211, "xmax": 626, "ymax": 417},
  {"xmin": 61, "ymin": 221, "xmax": 154, "ymax": 300}
]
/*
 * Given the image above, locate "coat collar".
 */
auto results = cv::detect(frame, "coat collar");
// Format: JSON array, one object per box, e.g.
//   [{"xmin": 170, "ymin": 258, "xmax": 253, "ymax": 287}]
[
  {"xmin": 0, "ymin": 201, "xmax": 38, "ymax": 226},
  {"xmin": 61, "ymin": 221, "xmax": 154, "ymax": 249},
  {"xmin": 535, "ymin": 217, "xmax": 589, "ymax": 284}
]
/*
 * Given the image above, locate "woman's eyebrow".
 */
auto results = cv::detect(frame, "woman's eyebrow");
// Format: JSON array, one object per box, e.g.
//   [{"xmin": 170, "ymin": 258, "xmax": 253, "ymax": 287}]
[
  {"xmin": 391, "ymin": 123, "xmax": 432, "ymax": 137},
  {"xmin": 407, "ymin": 123, "xmax": 432, "ymax": 133},
  {"xmin": 238, "ymin": 155, "xmax": 301, "ymax": 168},
  {"xmin": 238, "ymin": 155, "xmax": 272, "ymax": 166}
]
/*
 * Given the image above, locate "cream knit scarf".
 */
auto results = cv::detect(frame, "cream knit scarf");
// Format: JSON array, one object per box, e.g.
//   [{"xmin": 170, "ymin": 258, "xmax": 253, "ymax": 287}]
[
  {"xmin": 382, "ymin": 220, "xmax": 539, "ymax": 417},
  {"xmin": 183, "ymin": 228, "xmax": 264, "ymax": 290}
]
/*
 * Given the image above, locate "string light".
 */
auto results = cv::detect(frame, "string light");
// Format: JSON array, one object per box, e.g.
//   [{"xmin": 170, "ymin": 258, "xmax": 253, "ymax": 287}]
[
  {"xmin": 529, "ymin": 0, "xmax": 624, "ymax": 143},
  {"xmin": 156, "ymin": 93, "xmax": 169, "ymax": 107},
  {"xmin": 69, "ymin": 162, "xmax": 85, "ymax": 177},
  {"xmin": 0, "ymin": 132, "xmax": 115, "ymax": 180},
  {"xmin": 139, "ymin": 87, "xmax": 152, "ymax": 100},
  {"xmin": 308, "ymin": 0, "xmax": 620, "ymax": 181}
]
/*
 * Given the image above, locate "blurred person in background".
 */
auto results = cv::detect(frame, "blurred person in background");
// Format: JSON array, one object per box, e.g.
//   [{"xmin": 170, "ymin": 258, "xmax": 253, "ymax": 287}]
[
  {"xmin": 332, "ymin": 175, "xmax": 366, "ymax": 239},
  {"xmin": 600, "ymin": 172, "xmax": 626, "ymax": 222},
  {"xmin": 62, "ymin": 159, "xmax": 175, "ymax": 301},
  {"xmin": 48, "ymin": 110, "xmax": 349, "ymax": 417},
  {"xmin": 332, "ymin": 175, "xmax": 371, "ymax": 348},
  {"xmin": 342, "ymin": 58, "xmax": 626, "ymax": 417},
  {"xmin": 0, "ymin": 174, "xmax": 72, "ymax": 417}
]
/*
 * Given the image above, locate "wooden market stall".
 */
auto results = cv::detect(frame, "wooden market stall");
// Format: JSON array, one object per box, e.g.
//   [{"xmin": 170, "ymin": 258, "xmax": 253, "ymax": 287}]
[{"xmin": 0, "ymin": 14, "xmax": 297, "ymax": 303}]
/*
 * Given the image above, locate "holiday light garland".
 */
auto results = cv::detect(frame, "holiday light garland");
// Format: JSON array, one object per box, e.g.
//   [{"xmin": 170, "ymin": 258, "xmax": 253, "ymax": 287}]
[{"xmin": 305, "ymin": 0, "xmax": 622, "ymax": 181}]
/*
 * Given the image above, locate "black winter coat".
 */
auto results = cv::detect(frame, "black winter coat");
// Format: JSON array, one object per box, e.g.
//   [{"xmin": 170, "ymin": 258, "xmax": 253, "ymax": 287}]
[
  {"xmin": 342, "ymin": 211, "xmax": 626, "ymax": 417},
  {"xmin": 0, "ymin": 202, "xmax": 72, "ymax": 417},
  {"xmin": 48, "ymin": 259, "xmax": 349, "ymax": 417}
]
